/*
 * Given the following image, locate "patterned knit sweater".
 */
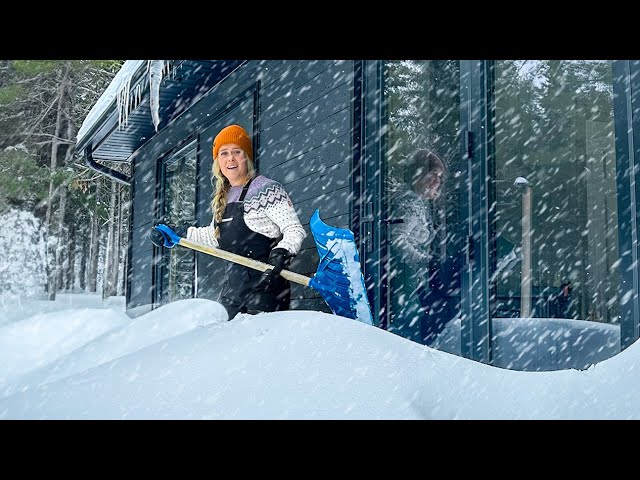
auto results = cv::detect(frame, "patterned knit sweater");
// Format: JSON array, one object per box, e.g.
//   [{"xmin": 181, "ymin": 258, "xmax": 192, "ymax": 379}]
[
  {"xmin": 186, "ymin": 175, "xmax": 307, "ymax": 255},
  {"xmin": 389, "ymin": 186, "xmax": 436, "ymax": 265}
]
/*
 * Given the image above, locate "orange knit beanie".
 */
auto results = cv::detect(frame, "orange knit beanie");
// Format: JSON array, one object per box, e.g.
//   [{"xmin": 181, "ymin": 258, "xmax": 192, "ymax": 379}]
[{"xmin": 212, "ymin": 125, "xmax": 253, "ymax": 161}]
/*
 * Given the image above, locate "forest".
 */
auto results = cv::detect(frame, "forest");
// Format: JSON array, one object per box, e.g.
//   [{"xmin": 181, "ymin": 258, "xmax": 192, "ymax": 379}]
[{"xmin": 0, "ymin": 60, "xmax": 125, "ymax": 301}]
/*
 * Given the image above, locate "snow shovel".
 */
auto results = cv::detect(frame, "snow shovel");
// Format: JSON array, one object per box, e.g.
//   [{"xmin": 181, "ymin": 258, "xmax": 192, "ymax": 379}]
[{"xmin": 154, "ymin": 210, "xmax": 373, "ymax": 325}]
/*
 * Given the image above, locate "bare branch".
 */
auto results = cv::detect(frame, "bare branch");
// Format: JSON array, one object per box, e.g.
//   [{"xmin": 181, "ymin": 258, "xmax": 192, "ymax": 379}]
[
  {"xmin": 25, "ymin": 92, "xmax": 60, "ymax": 136},
  {"xmin": 29, "ymin": 133, "xmax": 76, "ymax": 144}
]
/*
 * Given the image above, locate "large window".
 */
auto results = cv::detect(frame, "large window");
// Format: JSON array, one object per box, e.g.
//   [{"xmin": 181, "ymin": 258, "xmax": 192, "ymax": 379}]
[
  {"xmin": 492, "ymin": 61, "xmax": 620, "ymax": 322},
  {"xmin": 158, "ymin": 140, "xmax": 197, "ymax": 304},
  {"xmin": 488, "ymin": 60, "xmax": 622, "ymax": 370}
]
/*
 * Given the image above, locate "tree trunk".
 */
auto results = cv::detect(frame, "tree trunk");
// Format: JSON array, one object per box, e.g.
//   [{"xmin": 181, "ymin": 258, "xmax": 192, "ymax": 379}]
[
  {"xmin": 79, "ymin": 227, "xmax": 87, "ymax": 291},
  {"xmin": 45, "ymin": 68, "xmax": 69, "ymax": 301},
  {"xmin": 112, "ymin": 183, "xmax": 122, "ymax": 296},
  {"xmin": 56, "ymin": 184, "xmax": 68, "ymax": 291},
  {"xmin": 88, "ymin": 182, "xmax": 100, "ymax": 293},
  {"xmin": 119, "ymin": 187, "xmax": 129, "ymax": 297},
  {"xmin": 66, "ymin": 221, "xmax": 76, "ymax": 290},
  {"xmin": 103, "ymin": 179, "xmax": 118, "ymax": 299},
  {"xmin": 62, "ymin": 96, "xmax": 78, "ymax": 292}
]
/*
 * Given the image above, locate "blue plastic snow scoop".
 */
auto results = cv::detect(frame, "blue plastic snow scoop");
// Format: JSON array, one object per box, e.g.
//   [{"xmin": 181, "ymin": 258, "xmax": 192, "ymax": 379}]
[{"xmin": 154, "ymin": 210, "xmax": 373, "ymax": 324}]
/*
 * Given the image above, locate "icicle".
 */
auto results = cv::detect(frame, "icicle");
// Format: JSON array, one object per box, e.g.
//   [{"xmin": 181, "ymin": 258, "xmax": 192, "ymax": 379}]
[
  {"xmin": 115, "ymin": 60, "xmax": 170, "ymax": 133},
  {"xmin": 162, "ymin": 60, "xmax": 173, "ymax": 79},
  {"xmin": 116, "ymin": 73, "xmax": 132, "ymax": 130},
  {"xmin": 148, "ymin": 60, "xmax": 164, "ymax": 132},
  {"xmin": 116, "ymin": 82, "xmax": 123, "ymax": 128},
  {"xmin": 133, "ymin": 83, "xmax": 142, "ymax": 110}
]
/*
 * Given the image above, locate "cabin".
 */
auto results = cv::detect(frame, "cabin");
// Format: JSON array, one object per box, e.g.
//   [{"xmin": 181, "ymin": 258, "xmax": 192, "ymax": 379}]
[{"xmin": 77, "ymin": 60, "xmax": 640, "ymax": 371}]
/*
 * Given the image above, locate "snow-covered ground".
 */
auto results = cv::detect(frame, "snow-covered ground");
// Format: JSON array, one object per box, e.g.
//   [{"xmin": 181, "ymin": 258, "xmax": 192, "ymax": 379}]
[{"xmin": 0, "ymin": 292, "xmax": 638, "ymax": 420}]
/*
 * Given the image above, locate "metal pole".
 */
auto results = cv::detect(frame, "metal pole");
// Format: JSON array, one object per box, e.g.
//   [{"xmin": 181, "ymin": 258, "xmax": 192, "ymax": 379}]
[{"xmin": 515, "ymin": 177, "xmax": 532, "ymax": 317}]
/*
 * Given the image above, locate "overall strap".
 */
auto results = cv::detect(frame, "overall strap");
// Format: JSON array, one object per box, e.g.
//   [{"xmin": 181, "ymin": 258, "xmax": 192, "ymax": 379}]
[
  {"xmin": 239, "ymin": 176, "xmax": 254, "ymax": 202},
  {"xmin": 214, "ymin": 177, "xmax": 255, "ymax": 228}
]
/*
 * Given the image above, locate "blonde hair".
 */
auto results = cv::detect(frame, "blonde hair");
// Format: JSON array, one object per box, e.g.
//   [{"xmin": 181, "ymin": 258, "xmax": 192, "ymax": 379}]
[{"xmin": 210, "ymin": 148, "xmax": 256, "ymax": 238}]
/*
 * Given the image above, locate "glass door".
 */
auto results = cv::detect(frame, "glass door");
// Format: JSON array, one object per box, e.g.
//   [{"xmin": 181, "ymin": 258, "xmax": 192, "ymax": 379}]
[{"xmin": 382, "ymin": 60, "xmax": 464, "ymax": 347}]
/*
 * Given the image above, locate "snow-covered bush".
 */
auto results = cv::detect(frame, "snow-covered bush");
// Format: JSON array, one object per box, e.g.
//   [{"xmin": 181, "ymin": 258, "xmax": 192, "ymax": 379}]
[{"xmin": 0, "ymin": 209, "xmax": 48, "ymax": 299}]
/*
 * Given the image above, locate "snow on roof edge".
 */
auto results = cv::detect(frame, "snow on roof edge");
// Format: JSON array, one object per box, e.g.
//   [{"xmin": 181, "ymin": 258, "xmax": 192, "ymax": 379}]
[{"xmin": 76, "ymin": 60, "xmax": 147, "ymax": 147}]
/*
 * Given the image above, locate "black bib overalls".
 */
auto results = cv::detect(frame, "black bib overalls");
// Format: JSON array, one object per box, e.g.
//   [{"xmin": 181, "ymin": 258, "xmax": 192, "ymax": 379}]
[{"xmin": 217, "ymin": 179, "xmax": 291, "ymax": 319}]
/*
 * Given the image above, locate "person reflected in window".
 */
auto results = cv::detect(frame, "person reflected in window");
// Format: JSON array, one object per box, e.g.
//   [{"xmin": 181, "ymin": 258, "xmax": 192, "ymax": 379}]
[
  {"xmin": 389, "ymin": 149, "xmax": 458, "ymax": 345},
  {"xmin": 150, "ymin": 124, "xmax": 307, "ymax": 320},
  {"xmin": 551, "ymin": 280, "xmax": 577, "ymax": 319}
]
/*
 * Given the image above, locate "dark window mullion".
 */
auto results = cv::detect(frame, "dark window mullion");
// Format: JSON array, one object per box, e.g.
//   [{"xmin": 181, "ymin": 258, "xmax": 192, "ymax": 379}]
[
  {"xmin": 459, "ymin": 60, "xmax": 492, "ymax": 364},
  {"xmin": 614, "ymin": 60, "xmax": 640, "ymax": 348},
  {"xmin": 360, "ymin": 60, "xmax": 385, "ymax": 329}
]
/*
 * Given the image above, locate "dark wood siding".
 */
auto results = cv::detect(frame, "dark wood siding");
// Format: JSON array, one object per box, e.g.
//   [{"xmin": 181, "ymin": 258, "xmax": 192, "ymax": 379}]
[
  {"xmin": 258, "ymin": 61, "xmax": 354, "ymax": 312},
  {"xmin": 126, "ymin": 60, "xmax": 355, "ymax": 316}
]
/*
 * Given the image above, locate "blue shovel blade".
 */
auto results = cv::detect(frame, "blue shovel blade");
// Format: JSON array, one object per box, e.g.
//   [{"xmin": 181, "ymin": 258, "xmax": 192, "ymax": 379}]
[{"xmin": 308, "ymin": 210, "xmax": 373, "ymax": 325}]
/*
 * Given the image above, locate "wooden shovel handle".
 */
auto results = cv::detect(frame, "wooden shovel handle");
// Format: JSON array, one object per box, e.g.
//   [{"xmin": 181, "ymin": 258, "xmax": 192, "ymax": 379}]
[{"xmin": 179, "ymin": 238, "xmax": 312, "ymax": 287}]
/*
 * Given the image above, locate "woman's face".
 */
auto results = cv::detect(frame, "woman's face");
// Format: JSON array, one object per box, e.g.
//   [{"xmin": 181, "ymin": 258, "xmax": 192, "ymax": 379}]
[
  {"xmin": 413, "ymin": 166, "xmax": 444, "ymax": 200},
  {"xmin": 217, "ymin": 143, "xmax": 248, "ymax": 186}
]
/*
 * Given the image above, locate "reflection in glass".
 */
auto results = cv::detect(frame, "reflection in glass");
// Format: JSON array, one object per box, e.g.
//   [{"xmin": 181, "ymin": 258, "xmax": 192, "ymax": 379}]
[
  {"xmin": 160, "ymin": 141, "xmax": 197, "ymax": 304},
  {"xmin": 492, "ymin": 60, "xmax": 620, "ymax": 324},
  {"xmin": 383, "ymin": 60, "xmax": 463, "ymax": 346}
]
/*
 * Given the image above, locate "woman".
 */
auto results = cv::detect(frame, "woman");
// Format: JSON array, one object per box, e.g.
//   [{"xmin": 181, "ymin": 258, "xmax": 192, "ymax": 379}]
[
  {"xmin": 388, "ymin": 149, "xmax": 448, "ymax": 344},
  {"xmin": 390, "ymin": 149, "xmax": 445, "ymax": 266},
  {"xmin": 151, "ymin": 124, "xmax": 307, "ymax": 320}
]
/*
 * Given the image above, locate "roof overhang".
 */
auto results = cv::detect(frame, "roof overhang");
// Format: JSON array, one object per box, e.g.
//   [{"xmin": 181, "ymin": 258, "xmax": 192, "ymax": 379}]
[{"xmin": 77, "ymin": 60, "xmax": 244, "ymax": 183}]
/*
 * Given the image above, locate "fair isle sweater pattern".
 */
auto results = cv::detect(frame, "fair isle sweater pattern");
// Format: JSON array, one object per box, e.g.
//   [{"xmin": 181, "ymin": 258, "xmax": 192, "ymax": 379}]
[
  {"xmin": 186, "ymin": 175, "xmax": 307, "ymax": 255},
  {"xmin": 389, "ymin": 187, "xmax": 436, "ymax": 265}
]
